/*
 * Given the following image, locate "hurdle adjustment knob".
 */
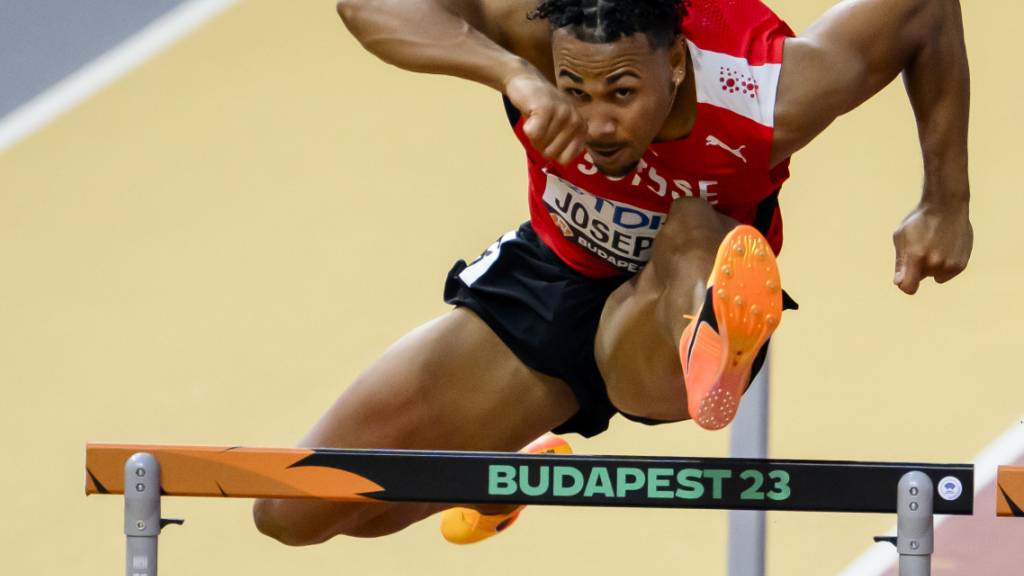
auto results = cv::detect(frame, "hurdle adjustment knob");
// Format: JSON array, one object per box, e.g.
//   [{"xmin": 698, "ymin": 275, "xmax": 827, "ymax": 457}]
[
  {"xmin": 873, "ymin": 536, "xmax": 897, "ymax": 547},
  {"xmin": 160, "ymin": 518, "xmax": 185, "ymax": 529}
]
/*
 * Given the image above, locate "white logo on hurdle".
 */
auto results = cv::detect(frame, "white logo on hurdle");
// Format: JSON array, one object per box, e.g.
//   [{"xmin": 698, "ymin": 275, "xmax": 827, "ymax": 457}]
[
  {"xmin": 705, "ymin": 135, "xmax": 747, "ymax": 163},
  {"xmin": 938, "ymin": 476, "xmax": 964, "ymax": 501}
]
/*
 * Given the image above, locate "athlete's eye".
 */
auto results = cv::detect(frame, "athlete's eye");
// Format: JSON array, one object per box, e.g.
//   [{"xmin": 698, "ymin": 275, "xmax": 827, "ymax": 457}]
[
  {"xmin": 614, "ymin": 88, "xmax": 635, "ymax": 99},
  {"xmin": 564, "ymin": 88, "xmax": 587, "ymax": 99}
]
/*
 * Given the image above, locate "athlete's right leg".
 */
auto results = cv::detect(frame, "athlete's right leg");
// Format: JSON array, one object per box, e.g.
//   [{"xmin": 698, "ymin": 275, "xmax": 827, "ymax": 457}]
[{"xmin": 252, "ymin": 307, "xmax": 579, "ymax": 545}]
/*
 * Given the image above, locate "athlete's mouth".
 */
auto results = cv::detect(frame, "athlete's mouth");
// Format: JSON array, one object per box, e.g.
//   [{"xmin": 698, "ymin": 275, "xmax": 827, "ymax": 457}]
[{"xmin": 588, "ymin": 143, "xmax": 627, "ymax": 162}]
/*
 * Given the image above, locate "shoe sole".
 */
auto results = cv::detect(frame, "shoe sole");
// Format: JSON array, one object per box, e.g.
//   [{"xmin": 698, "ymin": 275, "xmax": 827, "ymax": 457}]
[{"xmin": 694, "ymin": 225, "xmax": 781, "ymax": 430}]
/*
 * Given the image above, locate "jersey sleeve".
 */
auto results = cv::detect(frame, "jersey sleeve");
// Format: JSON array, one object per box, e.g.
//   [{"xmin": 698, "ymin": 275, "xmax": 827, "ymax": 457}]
[
  {"xmin": 502, "ymin": 94, "xmax": 522, "ymax": 126},
  {"xmin": 683, "ymin": 0, "xmax": 794, "ymax": 65},
  {"xmin": 501, "ymin": 94, "xmax": 552, "ymax": 168}
]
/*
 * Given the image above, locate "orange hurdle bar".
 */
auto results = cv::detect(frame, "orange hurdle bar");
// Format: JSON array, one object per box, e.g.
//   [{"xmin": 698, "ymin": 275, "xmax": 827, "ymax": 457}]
[
  {"xmin": 86, "ymin": 444, "xmax": 384, "ymax": 501},
  {"xmin": 997, "ymin": 466, "xmax": 1024, "ymax": 517}
]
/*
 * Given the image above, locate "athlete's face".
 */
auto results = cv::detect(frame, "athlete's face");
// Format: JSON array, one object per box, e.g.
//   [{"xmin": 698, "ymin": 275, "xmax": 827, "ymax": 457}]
[{"xmin": 552, "ymin": 29, "xmax": 685, "ymax": 177}]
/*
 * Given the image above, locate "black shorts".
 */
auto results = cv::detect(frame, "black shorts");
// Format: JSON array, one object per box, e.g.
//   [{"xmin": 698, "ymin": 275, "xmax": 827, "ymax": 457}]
[
  {"xmin": 443, "ymin": 222, "xmax": 629, "ymax": 437},
  {"xmin": 443, "ymin": 222, "xmax": 778, "ymax": 438}
]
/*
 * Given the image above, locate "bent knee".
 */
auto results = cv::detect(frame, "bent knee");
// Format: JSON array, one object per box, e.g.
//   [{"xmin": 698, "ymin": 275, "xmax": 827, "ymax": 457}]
[
  {"xmin": 253, "ymin": 499, "xmax": 337, "ymax": 546},
  {"xmin": 253, "ymin": 499, "xmax": 412, "ymax": 543},
  {"xmin": 665, "ymin": 196, "xmax": 728, "ymax": 222},
  {"xmin": 657, "ymin": 198, "xmax": 737, "ymax": 251}
]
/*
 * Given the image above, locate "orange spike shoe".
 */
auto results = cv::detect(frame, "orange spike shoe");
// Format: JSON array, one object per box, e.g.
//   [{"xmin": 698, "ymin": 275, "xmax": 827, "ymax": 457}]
[
  {"xmin": 679, "ymin": 225, "xmax": 782, "ymax": 430},
  {"xmin": 440, "ymin": 433, "xmax": 572, "ymax": 544}
]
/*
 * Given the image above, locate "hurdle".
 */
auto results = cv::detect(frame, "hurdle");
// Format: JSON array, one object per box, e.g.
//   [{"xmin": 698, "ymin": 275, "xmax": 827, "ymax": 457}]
[
  {"xmin": 86, "ymin": 443, "xmax": 974, "ymax": 576},
  {"xmin": 996, "ymin": 465, "xmax": 1024, "ymax": 517}
]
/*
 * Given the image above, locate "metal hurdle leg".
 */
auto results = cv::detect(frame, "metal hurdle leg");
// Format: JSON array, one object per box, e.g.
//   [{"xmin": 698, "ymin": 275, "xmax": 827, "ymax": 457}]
[
  {"xmin": 123, "ymin": 453, "xmax": 183, "ymax": 576},
  {"xmin": 727, "ymin": 355, "xmax": 769, "ymax": 576},
  {"xmin": 124, "ymin": 453, "xmax": 161, "ymax": 576},
  {"xmin": 896, "ymin": 471, "xmax": 934, "ymax": 576}
]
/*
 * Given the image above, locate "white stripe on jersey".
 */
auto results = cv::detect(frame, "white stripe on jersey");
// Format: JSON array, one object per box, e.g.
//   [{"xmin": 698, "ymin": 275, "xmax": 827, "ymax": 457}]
[{"xmin": 688, "ymin": 40, "xmax": 781, "ymax": 128}]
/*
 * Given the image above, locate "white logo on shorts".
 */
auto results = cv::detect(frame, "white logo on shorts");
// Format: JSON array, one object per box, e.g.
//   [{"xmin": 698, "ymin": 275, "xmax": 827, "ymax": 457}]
[{"xmin": 459, "ymin": 230, "xmax": 517, "ymax": 287}]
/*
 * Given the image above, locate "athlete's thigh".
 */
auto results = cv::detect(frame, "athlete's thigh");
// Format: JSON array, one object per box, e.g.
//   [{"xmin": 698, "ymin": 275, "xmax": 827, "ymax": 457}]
[
  {"xmin": 256, "ymin": 307, "xmax": 579, "ymax": 541},
  {"xmin": 302, "ymin": 306, "xmax": 578, "ymax": 453}
]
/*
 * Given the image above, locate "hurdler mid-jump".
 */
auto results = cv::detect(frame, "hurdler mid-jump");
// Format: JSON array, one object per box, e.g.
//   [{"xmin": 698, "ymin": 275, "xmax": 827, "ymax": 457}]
[{"xmin": 253, "ymin": 0, "xmax": 973, "ymax": 545}]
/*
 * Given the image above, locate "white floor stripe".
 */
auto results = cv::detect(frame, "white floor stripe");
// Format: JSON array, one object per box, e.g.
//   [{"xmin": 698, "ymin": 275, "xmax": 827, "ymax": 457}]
[
  {"xmin": 838, "ymin": 418, "xmax": 1024, "ymax": 576},
  {"xmin": 0, "ymin": 0, "xmax": 239, "ymax": 156}
]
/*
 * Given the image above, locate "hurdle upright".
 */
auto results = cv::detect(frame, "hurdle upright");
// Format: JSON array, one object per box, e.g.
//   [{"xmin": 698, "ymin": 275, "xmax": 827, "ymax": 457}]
[{"xmin": 86, "ymin": 443, "xmax": 974, "ymax": 576}]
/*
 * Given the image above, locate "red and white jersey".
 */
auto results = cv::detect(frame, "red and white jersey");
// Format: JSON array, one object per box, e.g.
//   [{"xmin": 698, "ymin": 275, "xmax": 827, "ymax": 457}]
[{"xmin": 506, "ymin": 0, "xmax": 795, "ymax": 278}]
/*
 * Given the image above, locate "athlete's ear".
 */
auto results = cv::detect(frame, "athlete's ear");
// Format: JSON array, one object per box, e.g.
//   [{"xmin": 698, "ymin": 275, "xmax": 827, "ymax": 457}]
[{"xmin": 669, "ymin": 36, "xmax": 687, "ymax": 86}]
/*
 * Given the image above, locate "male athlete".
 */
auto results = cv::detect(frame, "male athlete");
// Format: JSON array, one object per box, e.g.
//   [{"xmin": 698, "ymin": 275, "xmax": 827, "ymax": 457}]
[{"xmin": 253, "ymin": 0, "xmax": 972, "ymax": 545}]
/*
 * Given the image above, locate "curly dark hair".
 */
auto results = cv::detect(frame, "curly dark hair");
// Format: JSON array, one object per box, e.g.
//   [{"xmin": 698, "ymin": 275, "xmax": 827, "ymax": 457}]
[{"xmin": 528, "ymin": 0, "xmax": 687, "ymax": 49}]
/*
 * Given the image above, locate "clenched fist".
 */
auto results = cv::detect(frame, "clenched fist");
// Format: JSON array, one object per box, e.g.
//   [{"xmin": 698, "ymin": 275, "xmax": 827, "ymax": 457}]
[
  {"xmin": 893, "ymin": 201, "xmax": 973, "ymax": 294},
  {"xmin": 504, "ymin": 70, "xmax": 587, "ymax": 166}
]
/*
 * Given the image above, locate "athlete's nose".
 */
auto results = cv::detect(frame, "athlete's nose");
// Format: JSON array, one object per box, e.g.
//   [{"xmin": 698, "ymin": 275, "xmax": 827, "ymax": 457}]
[{"xmin": 585, "ymin": 106, "xmax": 618, "ymax": 142}]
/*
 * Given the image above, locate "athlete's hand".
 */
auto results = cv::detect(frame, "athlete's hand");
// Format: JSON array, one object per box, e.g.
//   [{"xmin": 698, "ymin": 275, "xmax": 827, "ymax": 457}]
[
  {"xmin": 504, "ymin": 70, "xmax": 586, "ymax": 166},
  {"xmin": 892, "ymin": 201, "xmax": 973, "ymax": 295}
]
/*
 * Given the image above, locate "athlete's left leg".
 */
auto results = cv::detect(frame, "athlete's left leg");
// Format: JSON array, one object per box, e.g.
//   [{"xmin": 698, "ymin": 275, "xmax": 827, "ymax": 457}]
[
  {"xmin": 594, "ymin": 197, "xmax": 779, "ymax": 424},
  {"xmin": 593, "ymin": 198, "xmax": 732, "ymax": 421}
]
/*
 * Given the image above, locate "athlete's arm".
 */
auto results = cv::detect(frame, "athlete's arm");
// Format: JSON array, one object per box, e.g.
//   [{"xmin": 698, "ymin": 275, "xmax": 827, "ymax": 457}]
[
  {"xmin": 336, "ymin": 0, "xmax": 586, "ymax": 165},
  {"xmin": 772, "ymin": 0, "xmax": 971, "ymax": 294}
]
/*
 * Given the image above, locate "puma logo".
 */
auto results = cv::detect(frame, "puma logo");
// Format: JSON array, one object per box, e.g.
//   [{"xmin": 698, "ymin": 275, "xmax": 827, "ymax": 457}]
[{"xmin": 705, "ymin": 135, "xmax": 747, "ymax": 163}]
